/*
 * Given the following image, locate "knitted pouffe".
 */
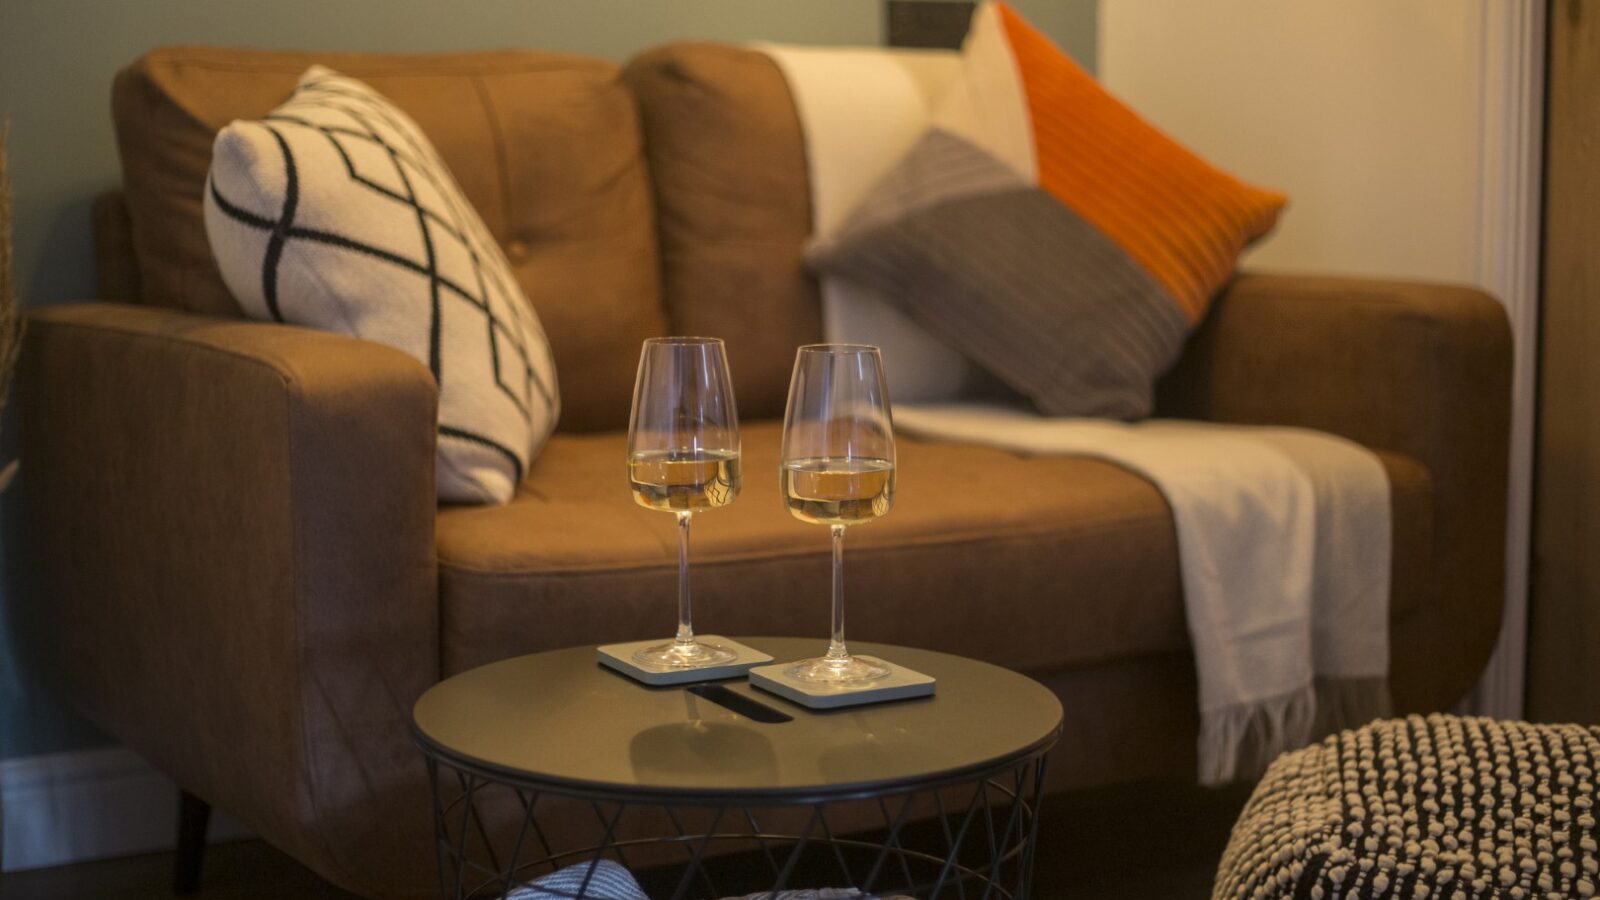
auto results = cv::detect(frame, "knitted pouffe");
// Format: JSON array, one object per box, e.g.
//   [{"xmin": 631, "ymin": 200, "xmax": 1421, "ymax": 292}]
[{"xmin": 1214, "ymin": 715, "xmax": 1600, "ymax": 900}]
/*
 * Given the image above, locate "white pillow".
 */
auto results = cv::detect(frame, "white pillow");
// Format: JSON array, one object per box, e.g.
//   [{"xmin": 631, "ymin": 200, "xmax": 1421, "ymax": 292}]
[
  {"xmin": 203, "ymin": 66, "xmax": 559, "ymax": 504},
  {"xmin": 758, "ymin": 45, "xmax": 995, "ymax": 402}
]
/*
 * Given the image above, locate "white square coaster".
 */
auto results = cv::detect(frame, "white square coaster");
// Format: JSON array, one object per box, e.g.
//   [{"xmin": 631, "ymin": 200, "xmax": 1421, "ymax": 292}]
[
  {"xmin": 596, "ymin": 636, "xmax": 774, "ymax": 686},
  {"xmin": 748, "ymin": 657, "xmax": 937, "ymax": 709}
]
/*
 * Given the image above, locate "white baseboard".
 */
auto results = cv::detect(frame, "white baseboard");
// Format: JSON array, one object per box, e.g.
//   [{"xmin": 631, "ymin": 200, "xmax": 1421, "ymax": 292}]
[{"xmin": 0, "ymin": 746, "xmax": 253, "ymax": 872}]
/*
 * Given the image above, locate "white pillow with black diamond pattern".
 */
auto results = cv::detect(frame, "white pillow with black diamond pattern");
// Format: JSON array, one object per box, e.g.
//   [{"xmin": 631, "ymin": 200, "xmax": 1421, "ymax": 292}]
[{"xmin": 203, "ymin": 65, "xmax": 559, "ymax": 504}]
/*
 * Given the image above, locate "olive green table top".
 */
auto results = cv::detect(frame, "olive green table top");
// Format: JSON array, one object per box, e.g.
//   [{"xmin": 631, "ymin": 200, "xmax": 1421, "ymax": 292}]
[{"xmin": 413, "ymin": 637, "xmax": 1063, "ymax": 805}]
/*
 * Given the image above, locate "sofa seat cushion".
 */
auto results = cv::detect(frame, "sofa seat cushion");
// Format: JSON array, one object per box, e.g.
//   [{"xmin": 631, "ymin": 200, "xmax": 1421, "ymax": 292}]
[{"xmin": 437, "ymin": 421, "xmax": 1432, "ymax": 677}]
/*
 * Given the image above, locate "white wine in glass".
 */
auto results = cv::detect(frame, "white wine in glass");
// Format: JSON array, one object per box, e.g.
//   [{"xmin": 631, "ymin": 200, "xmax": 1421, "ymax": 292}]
[
  {"xmin": 780, "ymin": 457, "xmax": 895, "ymax": 525},
  {"xmin": 780, "ymin": 344, "xmax": 897, "ymax": 684},
  {"xmin": 629, "ymin": 450, "xmax": 740, "ymax": 512},
  {"xmin": 627, "ymin": 337, "xmax": 741, "ymax": 669}
]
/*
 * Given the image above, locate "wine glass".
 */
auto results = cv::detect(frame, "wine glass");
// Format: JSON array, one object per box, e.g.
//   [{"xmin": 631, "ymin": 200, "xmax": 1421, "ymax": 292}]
[
  {"xmin": 780, "ymin": 344, "xmax": 897, "ymax": 684},
  {"xmin": 627, "ymin": 337, "xmax": 741, "ymax": 669}
]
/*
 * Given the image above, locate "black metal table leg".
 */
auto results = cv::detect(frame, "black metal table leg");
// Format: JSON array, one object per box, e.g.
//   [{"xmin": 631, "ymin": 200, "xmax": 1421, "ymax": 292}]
[{"xmin": 173, "ymin": 789, "xmax": 211, "ymax": 895}]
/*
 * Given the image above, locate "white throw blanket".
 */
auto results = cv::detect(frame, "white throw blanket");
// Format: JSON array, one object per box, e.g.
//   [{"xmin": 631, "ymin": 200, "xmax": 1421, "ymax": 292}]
[
  {"xmin": 894, "ymin": 406, "xmax": 1393, "ymax": 782},
  {"xmin": 762, "ymin": 45, "xmax": 1394, "ymax": 783}
]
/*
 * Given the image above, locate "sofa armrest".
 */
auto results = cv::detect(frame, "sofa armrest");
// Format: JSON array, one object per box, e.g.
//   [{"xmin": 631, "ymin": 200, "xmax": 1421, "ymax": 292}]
[
  {"xmin": 1157, "ymin": 272, "xmax": 1513, "ymax": 709},
  {"xmin": 16, "ymin": 303, "xmax": 439, "ymax": 895}
]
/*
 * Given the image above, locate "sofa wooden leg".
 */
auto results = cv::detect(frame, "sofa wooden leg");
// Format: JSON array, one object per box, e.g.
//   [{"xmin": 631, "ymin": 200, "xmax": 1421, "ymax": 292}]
[{"xmin": 172, "ymin": 790, "xmax": 210, "ymax": 895}]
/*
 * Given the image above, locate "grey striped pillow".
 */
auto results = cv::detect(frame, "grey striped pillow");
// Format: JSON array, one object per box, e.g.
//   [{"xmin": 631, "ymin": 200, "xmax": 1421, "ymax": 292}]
[
  {"xmin": 808, "ymin": 128, "xmax": 1184, "ymax": 420},
  {"xmin": 807, "ymin": 2, "xmax": 1284, "ymax": 419}
]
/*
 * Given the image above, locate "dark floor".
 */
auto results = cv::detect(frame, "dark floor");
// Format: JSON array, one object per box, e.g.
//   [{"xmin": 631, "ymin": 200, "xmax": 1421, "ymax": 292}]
[
  {"xmin": 0, "ymin": 780, "xmax": 1248, "ymax": 899},
  {"xmin": 0, "ymin": 839, "xmax": 358, "ymax": 900}
]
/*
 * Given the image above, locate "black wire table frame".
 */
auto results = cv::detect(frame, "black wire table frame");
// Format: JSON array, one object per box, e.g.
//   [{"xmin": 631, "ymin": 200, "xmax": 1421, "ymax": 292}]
[{"xmin": 420, "ymin": 743, "xmax": 1054, "ymax": 900}]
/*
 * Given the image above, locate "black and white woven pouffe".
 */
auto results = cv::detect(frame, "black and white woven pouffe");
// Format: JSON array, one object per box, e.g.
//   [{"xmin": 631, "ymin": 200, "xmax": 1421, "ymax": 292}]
[{"xmin": 1214, "ymin": 715, "xmax": 1600, "ymax": 900}]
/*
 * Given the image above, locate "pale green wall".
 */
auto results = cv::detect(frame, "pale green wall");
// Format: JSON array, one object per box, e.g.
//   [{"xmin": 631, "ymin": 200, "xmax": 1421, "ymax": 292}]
[{"xmin": 0, "ymin": 0, "xmax": 1096, "ymax": 759}]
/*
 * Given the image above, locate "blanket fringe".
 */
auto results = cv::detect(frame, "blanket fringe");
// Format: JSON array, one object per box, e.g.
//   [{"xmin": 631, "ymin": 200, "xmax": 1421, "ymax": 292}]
[
  {"xmin": 1198, "ymin": 685, "xmax": 1316, "ymax": 786},
  {"xmin": 1200, "ymin": 678, "xmax": 1394, "ymax": 785}
]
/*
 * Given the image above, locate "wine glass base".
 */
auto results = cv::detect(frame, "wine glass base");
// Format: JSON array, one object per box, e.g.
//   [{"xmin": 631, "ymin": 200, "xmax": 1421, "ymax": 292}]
[
  {"xmin": 786, "ymin": 654, "xmax": 892, "ymax": 685},
  {"xmin": 632, "ymin": 639, "xmax": 738, "ymax": 670}
]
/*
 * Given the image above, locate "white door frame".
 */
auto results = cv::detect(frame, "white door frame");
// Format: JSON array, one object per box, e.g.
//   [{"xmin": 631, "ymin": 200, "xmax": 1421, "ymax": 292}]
[{"xmin": 1466, "ymin": 0, "xmax": 1545, "ymax": 721}]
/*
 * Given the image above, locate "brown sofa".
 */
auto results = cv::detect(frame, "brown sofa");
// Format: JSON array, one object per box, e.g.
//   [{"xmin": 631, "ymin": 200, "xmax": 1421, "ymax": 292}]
[{"xmin": 16, "ymin": 45, "xmax": 1512, "ymax": 898}]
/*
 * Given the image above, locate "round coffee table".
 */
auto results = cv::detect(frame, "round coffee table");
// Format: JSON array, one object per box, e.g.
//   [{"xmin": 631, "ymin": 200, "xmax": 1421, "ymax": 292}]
[{"xmin": 413, "ymin": 637, "xmax": 1063, "ymax": 899}]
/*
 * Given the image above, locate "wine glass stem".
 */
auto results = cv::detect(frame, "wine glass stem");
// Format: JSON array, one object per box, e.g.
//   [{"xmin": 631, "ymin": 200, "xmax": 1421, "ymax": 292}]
[
  {"xmin": 674, "ymin": 511, "xmax": 695, "ymax": 646},
  {"xmin": 827, "ymin": 523, "xmax": 848, "ymax": 662}
]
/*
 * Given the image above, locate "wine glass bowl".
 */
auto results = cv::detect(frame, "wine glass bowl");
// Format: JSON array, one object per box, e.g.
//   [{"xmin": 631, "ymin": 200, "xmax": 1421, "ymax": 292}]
[
  {"xmin": 780, "ymin": 344, "xmax": 897, "ymax": 685},
  {"xmin": 627, "ymin": 337, "xmax": 741, "ymax": 669}
]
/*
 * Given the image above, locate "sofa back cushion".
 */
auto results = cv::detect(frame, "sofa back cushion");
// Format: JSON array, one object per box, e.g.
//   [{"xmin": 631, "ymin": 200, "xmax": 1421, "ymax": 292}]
[
  {"xmin": 624, "ymin": 44, "xmax": 824, "ymax": 421},
  {"xmin": 113, "ymin": 46, "xmax": 664, "ymax": 432}
]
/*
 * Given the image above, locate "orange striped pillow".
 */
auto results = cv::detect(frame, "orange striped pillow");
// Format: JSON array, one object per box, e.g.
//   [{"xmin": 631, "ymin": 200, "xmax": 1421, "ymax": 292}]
[
  {"xmin": 996, "ymin": 4, "xmax": 1285, "ymax": 321},
  {"xmin": 810, "ymin": 2, "xmax": 1286, "ymax": 418}
]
